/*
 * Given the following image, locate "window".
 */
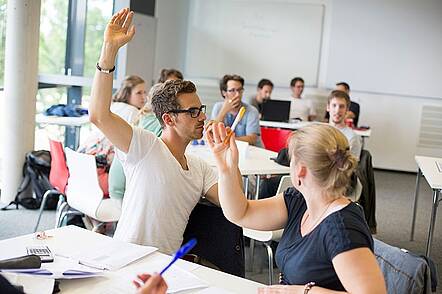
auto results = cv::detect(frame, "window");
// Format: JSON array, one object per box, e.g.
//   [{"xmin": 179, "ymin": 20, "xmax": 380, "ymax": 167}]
[
  {"xmin": 38, "ymin": 0, "xmax": 68, "ymax": 75},
  {"xmin": 83, "ymin": 1, "xmax": 113, "ymax": 77}
]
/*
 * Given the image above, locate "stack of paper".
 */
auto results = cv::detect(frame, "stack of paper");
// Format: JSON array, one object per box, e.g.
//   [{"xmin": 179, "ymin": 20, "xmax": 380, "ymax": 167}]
[{"xmin": 58, "ymin": 239, "xmax": 157, "ymax": 271}]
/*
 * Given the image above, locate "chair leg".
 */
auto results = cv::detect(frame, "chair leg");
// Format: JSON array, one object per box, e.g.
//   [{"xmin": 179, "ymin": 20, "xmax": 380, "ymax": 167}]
[
  {"xmin": 34, "ymin": 191, "xmax": 50, "ymax": 232},
  {"xmin": 264, "ymin": 242, "xmax": 274, "ymax": 285},
  {"xmin": 249, "ymin": 239, "xmax": 255, "ymax": 272},
  {"xmin": 55, "ymin": 202, "xmax": 69, "ymax": 228}
]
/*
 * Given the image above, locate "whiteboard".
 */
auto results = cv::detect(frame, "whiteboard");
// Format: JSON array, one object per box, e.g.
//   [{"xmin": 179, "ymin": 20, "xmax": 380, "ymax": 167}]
[
  {"xmin": 326, "ymin": 0, "xmax": 442, "ymax": 99},
  {"xmin": 184, "ymin": 0, "xmax": 325, "ymax": 87}
]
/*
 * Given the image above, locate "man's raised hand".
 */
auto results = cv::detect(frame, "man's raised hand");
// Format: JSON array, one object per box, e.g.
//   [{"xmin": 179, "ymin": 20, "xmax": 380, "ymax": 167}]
[{"xmin": 104, "ymin": 8, "xmax": 135, "ymax": 50}]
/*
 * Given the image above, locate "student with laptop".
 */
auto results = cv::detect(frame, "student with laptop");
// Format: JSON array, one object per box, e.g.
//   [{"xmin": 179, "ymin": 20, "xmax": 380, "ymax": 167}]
[
  {"xmin": 288, "ymin": 77, "xmax": 316, "ymax": 121},
  {"xmin": 248, "ymin": 78, "xmax": 274, "ymax": 116},
  {"xmin": 211, "ymin": 74, "xmax": 261, "ymax": 146}
]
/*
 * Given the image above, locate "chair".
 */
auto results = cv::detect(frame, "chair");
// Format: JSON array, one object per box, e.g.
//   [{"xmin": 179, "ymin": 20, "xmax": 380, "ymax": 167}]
[
  {"xmin": 355, "ymin": 149, "xmax": 377, "ymax": 233},
  {"xmin": 374, "ymin": 238, "xmax": 435, "ymax": 293},
  {"xmin": 182, "ymin": 200, "xmax": 245, "ymax": 278},
  {"xmin": 243, "ymin": 175, "xmax": 292, "ymax": 284},
  {"xmin": 260, "ymin": 126, "xmax": 292, "ymax": 152},
  {"xmin": 57, "ymin": 148, "xmax": 121, "ymax": 231},
  {"xmin": 34, "ymin": 140, "xmax": 69, "ymax": 232}
]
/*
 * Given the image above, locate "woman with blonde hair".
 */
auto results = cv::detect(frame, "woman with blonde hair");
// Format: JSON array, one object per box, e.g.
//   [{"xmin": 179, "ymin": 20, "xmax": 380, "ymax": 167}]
[{"xmin": 206, "ymin": 123, "xmax": 386, "ymax": 293}]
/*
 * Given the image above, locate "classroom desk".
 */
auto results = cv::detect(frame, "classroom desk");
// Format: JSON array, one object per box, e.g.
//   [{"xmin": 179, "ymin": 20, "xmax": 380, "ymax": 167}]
[
  {"xmin": 0, "ymin": 226, "xmax": 263, "ymax": 293},
  {"xmin": 259, "ymin": 120, "xmax": 372, "ymax": 147},
  {"xmin": 186, "ymin": 144, "xmax": 290, "ymax": 200},
  {"xmin": 410, "ymin": 155, "xmax": 442, "ymax": 257},
  {"xmin": 35, "ymin": 114, "xmax": 90, "ymax": 150}
]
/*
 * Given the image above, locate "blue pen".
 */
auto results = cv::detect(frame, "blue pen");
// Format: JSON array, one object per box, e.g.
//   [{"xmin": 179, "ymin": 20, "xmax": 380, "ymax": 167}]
[{"xmin": 159, "ymin": 238, "xmax": 197, "ymax": 276}]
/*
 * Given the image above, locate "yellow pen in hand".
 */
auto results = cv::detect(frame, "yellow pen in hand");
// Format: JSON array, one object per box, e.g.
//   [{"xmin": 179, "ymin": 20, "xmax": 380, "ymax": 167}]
[{"xmin": 223, "ymin": 106, "xmax": 246, "ymax": 145}]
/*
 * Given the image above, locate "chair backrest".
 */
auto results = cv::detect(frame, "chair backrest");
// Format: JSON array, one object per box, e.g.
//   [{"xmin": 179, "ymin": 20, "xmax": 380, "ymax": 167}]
[
  {"xmin": 48, "ymin": 140, "xmax": 69, "ymax": 194},
  {"xmin": 260, "ymin": 126, "xmax": 292, "ymax": 152},
  {"xmin": 64, "ymin": 148, "xmax": 103, "ymax": 218},
  {"xmin": 276, "ymin": 175, "xmax": 293, "ymax": 195},
  {"xmin": 183, "ymin": 201, "xmax": 245, "ymax": 278},
  {"xmin": 374, "ymin": 238, "xmax": 433, "ymax": 294}
]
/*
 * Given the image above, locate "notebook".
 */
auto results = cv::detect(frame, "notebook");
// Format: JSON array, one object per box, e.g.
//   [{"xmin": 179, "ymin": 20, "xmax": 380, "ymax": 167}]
[{"xmin": 261, "ymin": 100, "xmax": 291, "ymax": 122}]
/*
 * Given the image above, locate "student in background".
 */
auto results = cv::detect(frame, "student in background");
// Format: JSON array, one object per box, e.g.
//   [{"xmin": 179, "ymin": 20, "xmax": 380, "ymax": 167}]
[
  {"xmin": 90, "ymin": 8, "xmax": 220, "ymax": 254},
  {"xmin": 325, "ymin": 82, "xmax": 360, "ymax": 127},
  {"xmin": 249, "ymin": 78, "xmax": 274, "ymax": 116},
  {"xmin": 327, "ymin": 90, "xmax": 362, "ymax": 160},
  {"xmin": 78, "ymin": 75, "xmax": 147, "ymax": 196},
  {"xmin": 211, "ymin": 74, "xmax": 261, "ymax": 146},
  {"xmin": 157, "ymin": 68, "xmax": 183, "ymax": 83},
  {"xmin": 205, "ymin": 122, "xmax": 386, "ymax": 293},
  {"xmin": 288, "ymin": 77, "xmax": 316, "ymax": 121},
  {"xmin": 108, "ymin": 83, "xmax": 163, "ymax": 200}
]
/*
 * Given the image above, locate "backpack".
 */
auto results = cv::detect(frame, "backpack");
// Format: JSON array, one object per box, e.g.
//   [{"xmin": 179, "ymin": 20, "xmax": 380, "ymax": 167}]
[{"xmin": 15, "ymin": 150, "xmax": 58, "ymax": 210}]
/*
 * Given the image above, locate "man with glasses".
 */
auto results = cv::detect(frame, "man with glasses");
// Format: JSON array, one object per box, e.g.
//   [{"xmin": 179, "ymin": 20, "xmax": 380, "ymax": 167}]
[
  {"xmin": 211, "ymin": 74, "xmax": 261, "ymax": 145},
  {"xmin": 89, "ymin": 8, "xmax": 220, "ymax": 255}
]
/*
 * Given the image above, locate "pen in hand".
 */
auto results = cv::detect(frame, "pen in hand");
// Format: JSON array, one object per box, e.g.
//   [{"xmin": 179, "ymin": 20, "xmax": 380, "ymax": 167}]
[
  {"xmin": 159, "ymin": 238, "xmax": 197, "ymax": 276},
  {"xmin": 223, "ymin": 106, "xmax": 246, "ymax": 145}
]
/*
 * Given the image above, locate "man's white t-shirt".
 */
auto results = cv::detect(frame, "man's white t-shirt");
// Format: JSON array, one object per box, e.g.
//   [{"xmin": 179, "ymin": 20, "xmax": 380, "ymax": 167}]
[
  {"xmin": 337, "ymin": 125, "xmax": 362, "ymax": 161},
  {"xmin": 114, "ymin": 127, "xmax": 218, "ymax": 254},
  {"xmin": 289, "ymin": 97, "xmax": 316, "ymax": 121},
  {"xmin": 111, "ymin": 102, "xmax": 139, "ymax": 124}
]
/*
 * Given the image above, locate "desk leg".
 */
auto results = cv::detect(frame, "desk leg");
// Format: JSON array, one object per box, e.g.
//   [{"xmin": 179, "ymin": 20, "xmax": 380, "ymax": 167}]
[
  {"xmin": 249, "ymin": 175, "xmax": 262, "ymax": 271},
  {"xmin": 65, "ymin": 126, "xmax": 81, "ymax": 150},
  {"xmin": 425, "ymin": 190, "xmax": 440, "ymax": 257},
  {"xmin": 254, "ymin": 175, "xmax": 261, "ymax": 200},
  {"xmin": 243, "ymin": 176, "xmax": 249, "ymax": 199},
  {"xmin": 410, "ymin": 168, "xmax": 422, "ymax": 241}
]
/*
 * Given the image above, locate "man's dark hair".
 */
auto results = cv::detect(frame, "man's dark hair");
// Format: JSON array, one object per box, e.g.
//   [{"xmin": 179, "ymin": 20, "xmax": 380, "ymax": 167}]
[
  {"xmin": 336, "ymin": 82, "xmax": 350, "ymax": 91},
  {"xmin": 257, "ymin": 79, "xmax": 274, "ymax": 89},
  {"xmin": 327, "ymin": 90, "xmax": 351, "ymax": 109},
  {"xmin": 219, "ymin": 74, "xmax": 244, "ymax": 97},
  {"xmin": 151, "ymin": 79, "xmax": 196, "ymax": 127},
  {"xmin": 157, "ymin": 68, "xmax": 184, "ymax": 83},
  {"xmin": 290, "ymin": 77, "xmax": 304, "ymax": 87}
]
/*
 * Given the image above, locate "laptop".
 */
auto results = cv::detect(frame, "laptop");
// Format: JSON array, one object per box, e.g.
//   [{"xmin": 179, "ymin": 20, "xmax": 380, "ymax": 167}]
[{"xmin": 261, "ymin": 100, "xmax": 291, "ymax": 122}]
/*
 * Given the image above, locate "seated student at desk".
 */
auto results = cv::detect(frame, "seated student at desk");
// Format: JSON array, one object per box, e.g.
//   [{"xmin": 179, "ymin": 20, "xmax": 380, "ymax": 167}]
[
  {"xmin": 325, "ymin": 82, "xmax": 360, "ymax": 127},
  {"xmin": 78, "ymin": 74, "xmax": 147, "ymax": 195},
  {"xmin": 327, "ymin": 90, "xmax": 362, "ymax": 161},
  {"xmin": 211, "ymin": 74, "xmax": 261, "ymax": 146},
  {"xmin": 108, "ymin": 83, "xmax": 163, "ymax": 200},
  {"xmin": 206, "ymin": 122, "xmax": 386, "ymax": 293},
  {"xmin": 157, "ymin": 68, "xmax": 183, "ymax": 83},
  {"xmin": 109, "ymin": 70, "xmax": 183, "ymax": 200},
  {"xmin": 248, "ymin": 78, "xmax": 274, "ymax": 116},
  {"xmin": 90, "ymin": 8, "xmax": 221, "ymax": 255},
  {"xmin": 289, "ymin": 77, "xmax": 316, "ymax": 122}
]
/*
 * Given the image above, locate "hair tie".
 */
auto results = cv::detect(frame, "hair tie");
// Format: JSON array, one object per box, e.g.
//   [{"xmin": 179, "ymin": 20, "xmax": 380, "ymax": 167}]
[{"xmin": 330, "ymin": 148, "xmax": 348, "ymax": 169}]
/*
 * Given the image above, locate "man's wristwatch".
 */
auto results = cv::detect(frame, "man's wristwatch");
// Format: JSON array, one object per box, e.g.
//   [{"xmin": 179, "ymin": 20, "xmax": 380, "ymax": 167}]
[{"xmin": 96, "ymin": 62, "xmax": 115, "ymax": 74}]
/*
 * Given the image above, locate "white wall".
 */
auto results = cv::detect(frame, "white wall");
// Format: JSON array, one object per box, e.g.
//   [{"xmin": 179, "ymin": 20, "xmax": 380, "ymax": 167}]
[{"xmin": 154, "ymin": 0, "xmax": 442, "ymax": 172}]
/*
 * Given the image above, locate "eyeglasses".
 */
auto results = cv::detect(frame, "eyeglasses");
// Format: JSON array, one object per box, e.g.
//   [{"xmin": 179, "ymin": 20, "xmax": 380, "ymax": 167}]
[
  {"xmin": 226, "ymin": 88, "xmax": 244, "ymax": 94},
  {"xmin": 169, "ymin": 105, "xmax": 206, "ymax": 118}
]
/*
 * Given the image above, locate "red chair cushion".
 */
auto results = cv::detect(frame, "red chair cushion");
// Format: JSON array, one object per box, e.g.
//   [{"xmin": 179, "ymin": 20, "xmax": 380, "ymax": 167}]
[
  {"xmin": 49, "ymin": 140, "xmax": 69, "ymax": 194},
  {"xmin": 260, "ymin": 127, "xmax": 293, "ymax": 152}
]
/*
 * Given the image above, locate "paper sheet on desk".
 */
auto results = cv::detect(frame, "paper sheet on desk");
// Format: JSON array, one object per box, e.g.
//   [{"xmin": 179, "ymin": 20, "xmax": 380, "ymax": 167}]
[
  {"xmin": 1, "ymin": 268, "xmax": 104, "ymax": 279},
  {"xmin": 100, "ymin": 259, "xmax": 208, "ymax": 293},
  {"xmin": 60, "ymin": 240, "xmax": 157, "ymax": 271}
]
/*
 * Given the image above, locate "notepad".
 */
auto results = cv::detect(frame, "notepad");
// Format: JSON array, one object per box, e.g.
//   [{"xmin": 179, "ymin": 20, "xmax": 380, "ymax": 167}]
[
  {"xmin": 436, "ymin": 161, "xmax": 442, "ymax": 173},
  {"xmin": 58, "ymin": 240, "xmax": 157, "ymax": 271}
]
